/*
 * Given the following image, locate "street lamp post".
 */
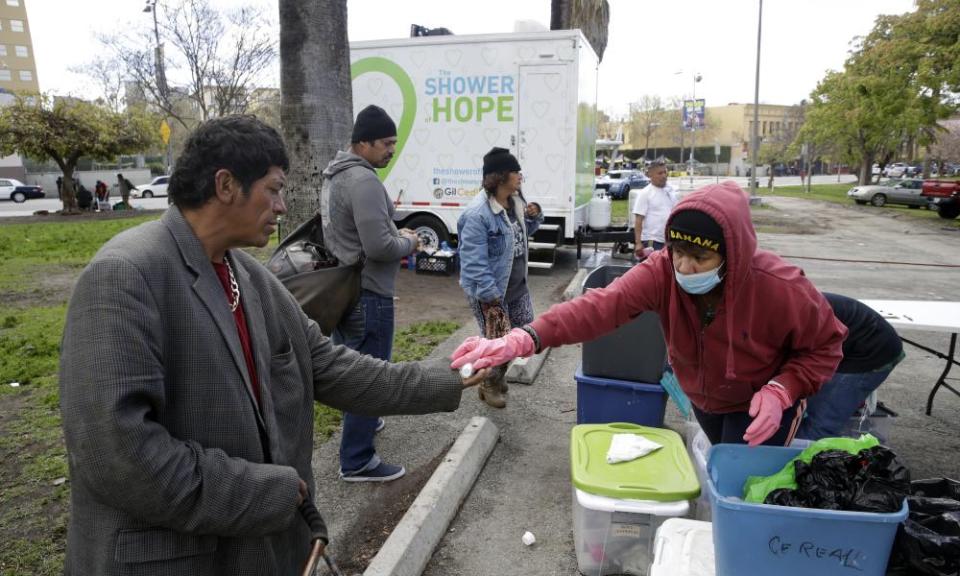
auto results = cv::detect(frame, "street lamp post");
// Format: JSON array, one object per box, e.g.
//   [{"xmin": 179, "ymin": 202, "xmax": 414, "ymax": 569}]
[
  {"xmin": 650, "ymin": 122, "xmax": 661, "ymax": 162},
  {"xmin": 689, "ymin": 73, "xmax": 702, "ymax": 188},
  {"xmin": 749, "ymin": 0, "xmax": 764, "ymax": 203},
  {"xmin": 143, "ymin": 0, "xmax": 172, "ymax": 173}
]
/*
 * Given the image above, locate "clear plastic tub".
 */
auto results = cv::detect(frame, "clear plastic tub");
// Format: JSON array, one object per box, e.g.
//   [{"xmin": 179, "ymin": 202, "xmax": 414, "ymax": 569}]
[{"xmin": 573, "ymin": 488, "xmax": 689, "ymax": 576}]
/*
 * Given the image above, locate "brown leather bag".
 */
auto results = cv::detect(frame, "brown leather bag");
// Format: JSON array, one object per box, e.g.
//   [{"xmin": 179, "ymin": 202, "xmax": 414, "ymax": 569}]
[{"xmin": 267, "ymin": 212, "xmax": 362, "ymax": 336}]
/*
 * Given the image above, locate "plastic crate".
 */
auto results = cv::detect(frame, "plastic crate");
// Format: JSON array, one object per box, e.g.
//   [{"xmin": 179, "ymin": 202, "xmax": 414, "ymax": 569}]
[
  {"xmin": 415, "ymin": 252, "xmax": 458, "ymax": 276},
  {"xmin": 706, "ymin": 444, "xmax": 908, "ymax": 576},
  {"xmin": 575, "ymin": 366, "xmax": 667, "ymax": 427},
  {"xmin": 581, "ymin": 265, "xmax": 667, "ymax": 383}
]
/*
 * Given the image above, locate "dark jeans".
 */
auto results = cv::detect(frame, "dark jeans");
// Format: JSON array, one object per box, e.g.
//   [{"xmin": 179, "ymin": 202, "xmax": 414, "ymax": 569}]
[
  {"xmin": 333, "ymin": 289, "xmax": 395, "ymax": 474},
  {"xmin": 693, "ymin": 399, "xmax": 807, "ymax": 446},
  {"xmin": 796, "ymin": 368, "xmax": 893, "ymax": 440}
]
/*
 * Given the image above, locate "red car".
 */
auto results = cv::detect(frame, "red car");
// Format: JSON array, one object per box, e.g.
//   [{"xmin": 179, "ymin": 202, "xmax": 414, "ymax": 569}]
[{"xmin": 922, "ymin": 179, "xmax": 960, "ymax": 219}]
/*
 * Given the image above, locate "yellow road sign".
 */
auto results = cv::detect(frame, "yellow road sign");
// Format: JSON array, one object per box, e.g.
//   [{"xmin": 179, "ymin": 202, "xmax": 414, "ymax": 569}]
[{"xmin": 160, "ymin": 120, "xmax": 171, "ymax": 145}]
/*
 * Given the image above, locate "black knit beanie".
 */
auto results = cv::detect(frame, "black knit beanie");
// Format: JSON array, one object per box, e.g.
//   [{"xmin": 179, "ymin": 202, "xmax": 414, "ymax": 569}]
[
  {"xmin": 351, "ymin": 105, "xmax": 397, "ymax": 143},
  {"xmin": 667, "ymin": 209, "xmax": 725, "ymax": 254},
  {"xmin": 482, "ymin": 147, "xmax": 521, "ymax": 176}
]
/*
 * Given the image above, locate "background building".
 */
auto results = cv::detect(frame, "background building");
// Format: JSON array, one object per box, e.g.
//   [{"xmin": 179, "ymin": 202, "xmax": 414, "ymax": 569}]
[
  {"xmin": 0, "ymin": 0, "xmax": 39, "ymax": 179},
  {"xmin": 614, "ymin": 102, "xmax": 803, "ymax": 176}
]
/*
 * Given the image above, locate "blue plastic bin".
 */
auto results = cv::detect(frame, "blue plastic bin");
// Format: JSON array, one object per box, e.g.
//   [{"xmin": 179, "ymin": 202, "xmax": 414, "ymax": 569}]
[
  {"xmin": 575, "ymin": 365, "xmax": 667, "ymax": 426},
  {"xmin": 706, "ymin": 444, "xmax": 908, "ymax": 576}
]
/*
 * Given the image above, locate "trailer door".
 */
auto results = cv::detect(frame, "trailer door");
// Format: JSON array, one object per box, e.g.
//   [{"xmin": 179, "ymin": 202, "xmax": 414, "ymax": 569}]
[{"xmin": 517, "ymin": 64, "xmax": 568, "ymax": 214}]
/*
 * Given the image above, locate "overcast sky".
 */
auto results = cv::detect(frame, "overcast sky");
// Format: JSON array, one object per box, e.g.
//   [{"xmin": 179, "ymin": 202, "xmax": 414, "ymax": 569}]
[{"xmin": 25, "ymin": 0, "xmax": 916, "ymax": 117}]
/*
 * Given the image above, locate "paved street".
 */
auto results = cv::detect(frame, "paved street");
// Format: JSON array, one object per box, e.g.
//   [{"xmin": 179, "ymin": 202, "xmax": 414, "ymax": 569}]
[{"xmin": 0, "ymin": 196, "xmax": 170, "ymax": 217}]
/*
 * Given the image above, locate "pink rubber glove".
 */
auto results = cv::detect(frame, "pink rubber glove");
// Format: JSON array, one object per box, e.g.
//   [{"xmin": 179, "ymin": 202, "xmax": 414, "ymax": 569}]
[
  {"xmin": 742, "ymin": 383, "xmax": 793, "ymax": 447},
  {"xmin": 450, "ymin": 328, "xmax": 535, "ymax": 370}
]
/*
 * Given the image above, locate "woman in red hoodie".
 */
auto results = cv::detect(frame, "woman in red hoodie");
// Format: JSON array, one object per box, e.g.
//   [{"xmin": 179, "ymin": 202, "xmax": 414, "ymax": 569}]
[{"xmin": 451, "ymin": 181, "xmax": 847, "ymax": 446}]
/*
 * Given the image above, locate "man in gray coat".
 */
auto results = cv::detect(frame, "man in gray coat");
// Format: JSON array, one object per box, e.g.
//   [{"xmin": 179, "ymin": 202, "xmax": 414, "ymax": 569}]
[
  {"xmin": 59, "ymin": 115, "xmax": 484, "ymax": 575},
  {"xmin": 321, "ymin": 105, "xmax": 419, "ymax": 482}
]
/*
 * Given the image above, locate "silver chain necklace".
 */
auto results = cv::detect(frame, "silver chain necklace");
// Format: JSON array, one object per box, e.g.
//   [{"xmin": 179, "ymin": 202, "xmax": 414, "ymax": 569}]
[{"xmin": 224, "ymin": 255, "xmax": 240, "ymax": 313}]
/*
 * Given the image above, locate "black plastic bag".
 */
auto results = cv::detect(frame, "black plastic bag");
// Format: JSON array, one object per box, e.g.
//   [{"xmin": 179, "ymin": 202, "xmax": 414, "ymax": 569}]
[
  {"xmin": 888, "ymin": 478, "xmax": 960, "ymax": 576},
  {"xmin": 763, "ymin": 446, "xmax": 910, "ymax": 513}
]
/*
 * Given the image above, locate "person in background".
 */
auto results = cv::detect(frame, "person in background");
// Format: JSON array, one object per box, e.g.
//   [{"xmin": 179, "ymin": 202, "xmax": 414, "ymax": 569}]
[
  {"xmin": 75, "ymin": 181, "xmax": 93, "ymax": 211},
  {"xmin": 452, "ymin": 181, "xmax": 847, "ymax": 447},
  {"xmin": 633, "ymin": 158, "xmax": 679, "ymax": 257},
  {"xmin": 321, "ymin": 105, "xmax": 420, "ymax": 483},
  {"xmin": 117, "ymin": 173, "xmax": 134, "ymax": 207},
  {"xmin": 796, "ymin": 292, "xmax": 904, "ymax": 440},
  {"xmin": 58, "ymin": 115, "xmax": 486, "ymax": 574},
  {"xmin": 457, "ymin": 147, "xmax": 543, "ymax": 408}
]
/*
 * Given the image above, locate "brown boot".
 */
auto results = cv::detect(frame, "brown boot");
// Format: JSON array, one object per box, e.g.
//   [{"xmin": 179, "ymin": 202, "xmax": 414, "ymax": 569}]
[{"xmin": 478, "ymin": 379, "xmax": 506, "ymax": 409}]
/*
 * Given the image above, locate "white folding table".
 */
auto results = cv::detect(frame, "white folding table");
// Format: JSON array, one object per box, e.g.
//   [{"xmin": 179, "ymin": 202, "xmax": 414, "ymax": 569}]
[{"xmin": 859, "ymin": 299, "xmax": 960, "ymax": 416}]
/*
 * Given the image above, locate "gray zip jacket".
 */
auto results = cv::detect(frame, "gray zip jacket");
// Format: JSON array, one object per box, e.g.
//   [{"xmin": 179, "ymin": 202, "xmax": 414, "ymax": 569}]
[{"xmin": 320, "ymin": 150, "xmax": 415, "ymax": 297}]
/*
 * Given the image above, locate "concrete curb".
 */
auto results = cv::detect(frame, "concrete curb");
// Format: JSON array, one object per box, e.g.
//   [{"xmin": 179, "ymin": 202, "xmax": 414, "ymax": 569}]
[
  {"xmin": 362, "ymin": 416, "xmax": 499, "ymax": 576},
  {"xmin": 562, "ymin": 267, "xmax": 589, "ymax": 302},
  {"xmin": 505, "ymin": 348, "xmax": 551, "ymax": 384}
]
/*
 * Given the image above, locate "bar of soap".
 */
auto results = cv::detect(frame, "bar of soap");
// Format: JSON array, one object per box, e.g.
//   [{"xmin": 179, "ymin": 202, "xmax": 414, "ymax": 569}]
[{"xmin": 459, "ymin": 363, "xmax": 474, "ymax": 379}]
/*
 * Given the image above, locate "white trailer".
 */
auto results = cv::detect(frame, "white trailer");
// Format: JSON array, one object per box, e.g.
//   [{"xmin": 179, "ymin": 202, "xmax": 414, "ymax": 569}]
[{"xmin": 350, "ymin": 30, "xmax": 598, "ymax": 266}]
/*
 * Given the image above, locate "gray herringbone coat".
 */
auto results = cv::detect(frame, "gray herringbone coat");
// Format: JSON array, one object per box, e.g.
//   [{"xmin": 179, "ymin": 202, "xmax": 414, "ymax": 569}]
[{"xmin": 59, "ymin": 208, "xmax": 463, "ymax": 575}]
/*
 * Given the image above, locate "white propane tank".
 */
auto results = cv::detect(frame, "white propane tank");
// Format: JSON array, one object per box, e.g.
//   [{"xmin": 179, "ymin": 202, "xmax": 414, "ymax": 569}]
[
  {"xmin": 588, "ymin": 189, "xmax": 612, "ymax": 230},
  {"xmin": 627, "ymin": 187, "xmax": 640, "ymax": 230}
]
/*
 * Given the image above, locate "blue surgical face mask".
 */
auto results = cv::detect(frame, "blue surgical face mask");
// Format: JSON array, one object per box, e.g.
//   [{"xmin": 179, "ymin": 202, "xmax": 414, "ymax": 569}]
[{"xmin": 675, "ymin": 263, "xmax": 724, "ymax": 295}]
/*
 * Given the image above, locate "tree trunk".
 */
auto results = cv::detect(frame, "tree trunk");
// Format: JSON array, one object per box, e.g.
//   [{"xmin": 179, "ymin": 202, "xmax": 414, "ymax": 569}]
[
  {"xmin": 278, "ymin": 0, "xmax": 353, "ymax": 238},
  {"xmin": 551, "ymin": 0, "xmax": 609, "ymax": 61},
  {"xmin": 60, "ymin": 166, "xmax": 79, "ymax": 214}
]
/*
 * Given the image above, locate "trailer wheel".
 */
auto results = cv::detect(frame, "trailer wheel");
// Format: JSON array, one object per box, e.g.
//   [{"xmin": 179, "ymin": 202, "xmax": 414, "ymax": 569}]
[{"xmin": 404, "ymin": 215, "xmax": 449, "ymax": 251}]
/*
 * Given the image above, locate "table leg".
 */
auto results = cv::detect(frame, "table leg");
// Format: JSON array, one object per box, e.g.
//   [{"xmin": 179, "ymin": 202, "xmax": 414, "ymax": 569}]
[{"xmin": 918, "ymin": 333, "xmax": 958, "ymax": 416}]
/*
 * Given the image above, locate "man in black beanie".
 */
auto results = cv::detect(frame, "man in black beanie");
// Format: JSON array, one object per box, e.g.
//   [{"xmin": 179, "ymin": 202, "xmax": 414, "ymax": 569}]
[{"xmin": 320, "ymin": 105, "xmax": 419, "ymax": 482}]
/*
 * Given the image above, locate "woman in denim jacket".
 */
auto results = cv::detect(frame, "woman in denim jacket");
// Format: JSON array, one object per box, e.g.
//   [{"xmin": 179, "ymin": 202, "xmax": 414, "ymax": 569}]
[{"xmin": 457, "ymin": 147, "xmax": 543, "ymax": 408}]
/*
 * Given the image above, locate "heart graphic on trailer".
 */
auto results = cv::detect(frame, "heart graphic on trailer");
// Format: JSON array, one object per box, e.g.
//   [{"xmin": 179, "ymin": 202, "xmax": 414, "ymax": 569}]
[
  {"xmin": 544, "ymin": 75, "xmax": 561, "ymax": 91},
  {"xmin": 351, "ymin": 57, "xmax": 417, "ymax": 182},
  {"xmin": 523, "ymin": 127, "xmax": 539, "ymax": 143},
  {"xmin": 481, "ymin": 47, "xmax": 498, "ymax": 65},
  {"xmin": 403, "ymin": 154, "xmax": 420, "ymax": 170},
  {"xmin": 517, "ymin": 46, "xmax": 535, "ymax": 61},
  {"xmin": 534, "ymin": 181, "xmax": 551, "ymax": 195},
  {"xmin": 444, "ymin": 49, "xmax": 462, "ymax": 66},
  {"xmin": 413, "ymin": 129, "xmax": 430, "ymax": 145},
  {"xmin": 366, "ymin": 76, "xmax": 383, "ymax": 96},
  {"xmin": 558, "ymin": 127, "xmax": 574, "ymax": 145},
  {"xmin": 448, "ymin": 128, "xmax": 465, "ymax": 146},
  {"xmin": 532, "ymin": 101, "xmax": 550, "ymax": 119},
  {"xmin": 438, "ymin": 153, "xmax": 455, "ymax": 168},
  {"xmin": 410, "ymin": 51, "xmax": 426, "ymax": 68},
  {"xmin": 546, "ymin": 154, "xmax": 562, "ymax": 172},
  {"xmin": 483, "ymin": 128, "xmax": 501, "ymax": 146}
]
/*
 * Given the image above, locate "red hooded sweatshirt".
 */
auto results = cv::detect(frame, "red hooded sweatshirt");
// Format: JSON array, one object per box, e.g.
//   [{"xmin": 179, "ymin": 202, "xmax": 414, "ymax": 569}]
[{"xmin": 531, "ymin": 181, "xmax": 846, "ymax": 413}]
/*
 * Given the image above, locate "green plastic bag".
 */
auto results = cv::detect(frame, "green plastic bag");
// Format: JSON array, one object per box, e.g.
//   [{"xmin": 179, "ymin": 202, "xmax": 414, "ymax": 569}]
[{"xmin": 742, "ymin": 434, "xmax": 880, "ymax": 503}]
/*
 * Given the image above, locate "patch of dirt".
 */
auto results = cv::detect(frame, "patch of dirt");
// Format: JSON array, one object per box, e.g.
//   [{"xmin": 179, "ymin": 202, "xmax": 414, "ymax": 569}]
[
  {"xmin": 3, "ymin": 264, "xmax": 83, "ymax": 309},
  {"xmin": 393, "ymin": 269, "xmax": 475, "ymax": 330},
  {"xmin": 333, "ymin": 443, "xmax": 451, "ymax": 573},
  {"xmin": 751, "ymin": 210, "xmax": 828, "ymax": 235}
]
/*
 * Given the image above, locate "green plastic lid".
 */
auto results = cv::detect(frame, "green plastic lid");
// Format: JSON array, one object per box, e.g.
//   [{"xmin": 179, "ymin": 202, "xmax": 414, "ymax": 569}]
[{"xmin": 570, "ymin": 422, "xmax": 700, "ymax": 501}]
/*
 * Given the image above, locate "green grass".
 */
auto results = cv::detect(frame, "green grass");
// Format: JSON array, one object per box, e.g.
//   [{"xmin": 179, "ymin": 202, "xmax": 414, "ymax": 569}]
[{"xmin": 312, "ymin": 320, "xmax": 462, "ymax": 438}]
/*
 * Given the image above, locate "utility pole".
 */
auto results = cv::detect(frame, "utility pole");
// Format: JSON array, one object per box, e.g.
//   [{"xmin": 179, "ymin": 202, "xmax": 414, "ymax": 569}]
[
  {"xmin": 749, "ymin": 0, "xmax": 763, "ymax": 204},
  {"xmin": 689, "ymin": 73, "xmax": 702, "ymax": 188},
  {"xmin": 144, "ymin": 0, "xmax": 173, "ymax": 173}
]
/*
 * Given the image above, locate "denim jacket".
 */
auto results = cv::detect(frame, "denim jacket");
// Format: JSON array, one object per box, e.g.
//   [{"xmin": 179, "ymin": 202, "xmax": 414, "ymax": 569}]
[{"xmin": 457, "ymin": 192, "xmax": 543, "ymax": 303}]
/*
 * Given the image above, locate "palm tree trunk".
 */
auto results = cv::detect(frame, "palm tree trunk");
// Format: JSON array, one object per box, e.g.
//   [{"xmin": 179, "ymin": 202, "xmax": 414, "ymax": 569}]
[{"xmin": 278, "ymin": 0, "xmax": 353, "ymax": 237}]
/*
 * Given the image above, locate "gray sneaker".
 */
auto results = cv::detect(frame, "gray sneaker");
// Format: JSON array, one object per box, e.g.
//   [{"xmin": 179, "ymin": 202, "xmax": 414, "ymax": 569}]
[{"xmin": 340, "ymin": 461, "xmax": 406, "ymax": 483}]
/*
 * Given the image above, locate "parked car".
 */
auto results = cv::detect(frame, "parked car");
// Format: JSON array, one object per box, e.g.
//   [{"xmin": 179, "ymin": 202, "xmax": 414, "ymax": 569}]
[
  {"xmin": 882, "ymin": 162, "xmax": 913, "ymax": 178},
  {"xmin": 0, "ymin": 178, "xmax": 44, "ymax": 203},
  {"xmin": 132, "ymin": 176, "xmax": 170, "ymax": 198},
  {"xmin": 922, "ymin": 179, "xmax": 960, "ymax": 219},
  {"xmin": 847, "ymin": 178, "xmax": 929, "ymax": 208},
  {"xmin": 595, "ymin": 170, "xmax": 649, "ymax": 200}
]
